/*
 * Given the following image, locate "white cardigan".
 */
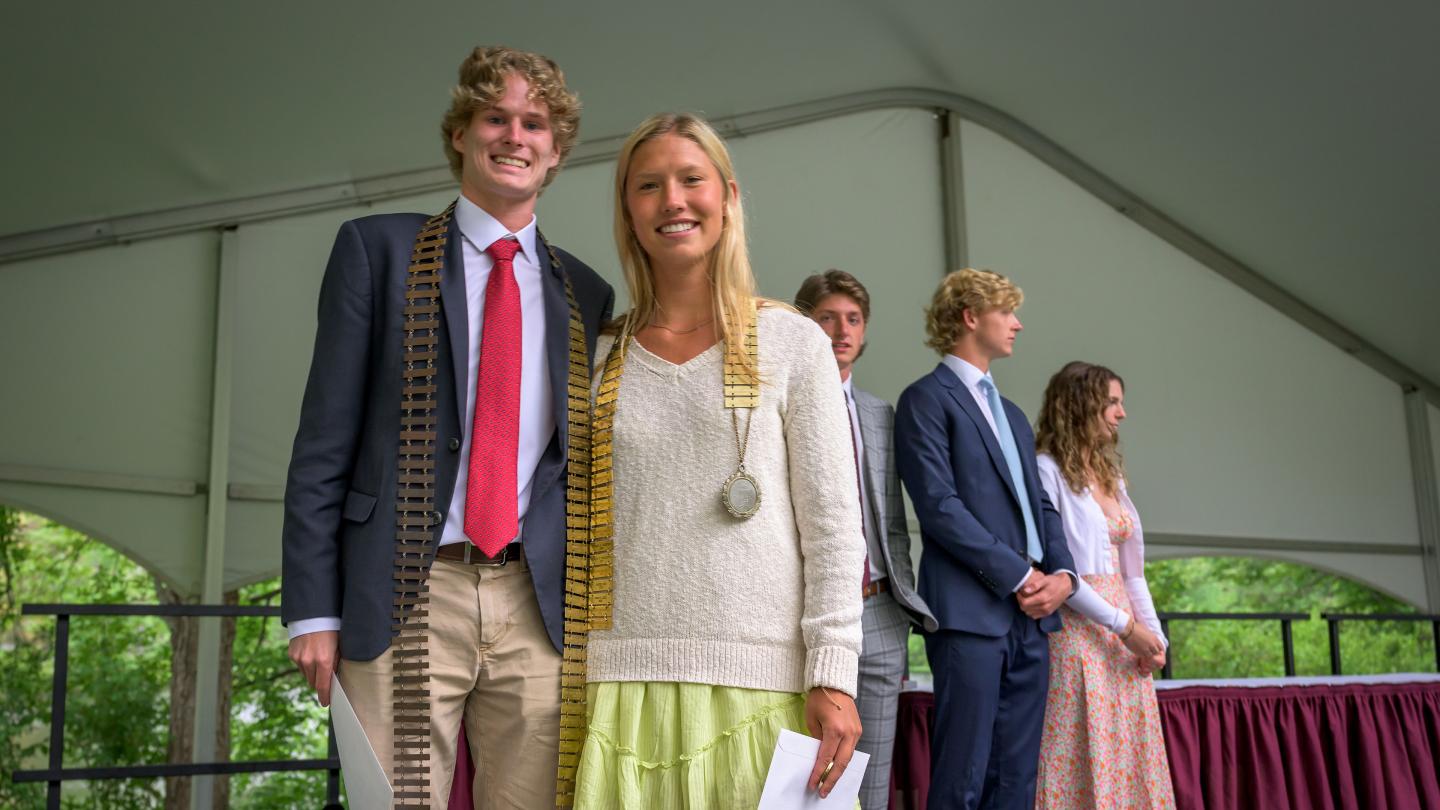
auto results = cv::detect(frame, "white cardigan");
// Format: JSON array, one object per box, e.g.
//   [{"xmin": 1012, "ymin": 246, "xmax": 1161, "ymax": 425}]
[
  {"xmin": 1036, "ymin": 454, "xmax": 1167, "ymax": 647},
  {"xmin": 585, "ymin": 306, "xmax": 866, "ymax": 696}
]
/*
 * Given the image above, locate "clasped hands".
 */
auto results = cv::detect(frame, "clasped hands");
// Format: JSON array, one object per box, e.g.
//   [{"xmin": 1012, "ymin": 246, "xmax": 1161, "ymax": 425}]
[
  {"xmin": 1016, "ymin": 570, "xmax": 1072, "ymax": 619},
  {"xmin": 1121, "ymin": 619, "xmax": 1167, "ymax": 675}
]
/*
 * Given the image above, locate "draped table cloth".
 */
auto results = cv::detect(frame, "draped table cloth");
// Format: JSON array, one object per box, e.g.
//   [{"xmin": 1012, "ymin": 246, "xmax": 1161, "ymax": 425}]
[{"xmin": 886, "ymin": 674, "xmax": 1440, "ymax": 810}]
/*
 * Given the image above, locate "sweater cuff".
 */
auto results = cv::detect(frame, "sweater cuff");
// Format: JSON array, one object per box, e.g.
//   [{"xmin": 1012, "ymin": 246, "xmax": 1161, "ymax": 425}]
[{"xmin": 805, "ymin": 646, "xmax": 860, "ymax": 697}]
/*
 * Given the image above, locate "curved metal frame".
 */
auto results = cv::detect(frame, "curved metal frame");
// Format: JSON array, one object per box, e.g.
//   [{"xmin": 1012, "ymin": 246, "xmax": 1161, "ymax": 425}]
[{"xmin": 3, "ymin": 86, "xmax": 1437, "ymax": 610}]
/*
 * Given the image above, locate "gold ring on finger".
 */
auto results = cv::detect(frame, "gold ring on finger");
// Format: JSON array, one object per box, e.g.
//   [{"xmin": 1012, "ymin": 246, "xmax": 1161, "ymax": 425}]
[{"xmin": 819, "ymin": 761, "xmax": 835, "ymax": 783}]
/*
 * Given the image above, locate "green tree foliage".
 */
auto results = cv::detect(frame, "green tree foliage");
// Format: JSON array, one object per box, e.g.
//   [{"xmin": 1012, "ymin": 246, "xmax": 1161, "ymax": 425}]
[
  {"xmin": 906, "ymin": 556, "xmax": 1435, "ymax": 680},
  {"xmin": 1146, "ymin": 555, "xmax": 1433, "ymax": 678},
  {"xmin": 225, "ymin": 581, "xmax": 331, "ymax": 809},
  {"xmin": 0, "ymin": 510, "xmax": 329, "ymax": 808}
]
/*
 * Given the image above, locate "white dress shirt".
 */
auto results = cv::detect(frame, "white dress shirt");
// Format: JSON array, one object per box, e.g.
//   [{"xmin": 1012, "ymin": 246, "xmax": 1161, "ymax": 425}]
[
  {"xmin": 842, "ymin": 377, "xmax": 885, "ymax": 581},
  {"xmin": 289, "ymin": 197, "xmax": 553, "ymax": 640},
  {"xmin": 939, "ymin": 354, "xmax": 1074, "ymax": 595}
]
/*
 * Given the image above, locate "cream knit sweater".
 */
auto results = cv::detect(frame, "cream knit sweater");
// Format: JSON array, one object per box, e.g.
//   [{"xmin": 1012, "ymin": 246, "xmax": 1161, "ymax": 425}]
[{"xmin": 586, "ymin": 306, "xmax": 866, "ymax": 696}]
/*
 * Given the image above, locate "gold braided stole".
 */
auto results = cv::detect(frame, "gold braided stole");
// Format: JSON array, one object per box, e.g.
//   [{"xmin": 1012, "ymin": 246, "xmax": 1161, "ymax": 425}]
[
  {"xmin": 554, "ymin": 240, "xmax": 597, "ymax": 808},
  {"xmin": 391, "ymin": 205, "xmax": 453, "ymax": 807},
  {"xmin": 388, "ymin": 212, "xmax": 595, "ymax": 809},
  {"xmin": 724, "ymin": 301, "xmax": 760, "ymax": 408}
]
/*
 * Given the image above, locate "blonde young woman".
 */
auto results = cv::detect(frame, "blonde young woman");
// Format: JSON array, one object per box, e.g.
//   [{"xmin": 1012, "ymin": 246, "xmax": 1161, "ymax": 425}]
[
  {"xmin": 1033, "ymin": 361, "xmax": 1176, "ymax": 809},
  {"xmin": 570, "ymin": 113, "xmax": 866, "ymax": 808}
]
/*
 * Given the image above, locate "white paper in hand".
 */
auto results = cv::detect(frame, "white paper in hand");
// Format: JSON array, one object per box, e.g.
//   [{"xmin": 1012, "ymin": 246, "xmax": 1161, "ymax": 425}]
[
  {"xmin": 330, "ymin": 675, "xmax": 393, "ymax": 810},
  {"xmin": 757, "ymin": 728, "xmax": 869, "ymax": 809}
]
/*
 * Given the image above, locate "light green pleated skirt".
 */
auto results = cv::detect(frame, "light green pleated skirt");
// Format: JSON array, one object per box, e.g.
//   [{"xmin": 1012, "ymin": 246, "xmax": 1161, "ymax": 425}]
[{"xmin": 572, "ymin": 681, "xmax": 807, "ymax": 810}]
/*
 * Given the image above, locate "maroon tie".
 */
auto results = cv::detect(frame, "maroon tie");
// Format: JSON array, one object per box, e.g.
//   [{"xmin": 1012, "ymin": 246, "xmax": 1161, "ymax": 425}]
[
  {"xmin": 464, "ymin": 237, "xmax": 522, "ymax": 557},
  {"xmin": 846, "ymin": 392, "xmax": 872, "ymax": 591}
]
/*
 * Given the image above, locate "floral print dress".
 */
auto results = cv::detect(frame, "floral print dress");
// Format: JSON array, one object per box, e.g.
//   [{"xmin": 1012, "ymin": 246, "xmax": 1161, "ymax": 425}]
[{"xmin": 1034, "ymin": 509, "xmax": 1177, "ymax": 809}]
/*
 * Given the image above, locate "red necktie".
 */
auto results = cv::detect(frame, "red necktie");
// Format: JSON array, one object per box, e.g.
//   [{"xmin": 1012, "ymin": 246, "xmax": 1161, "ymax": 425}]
[
  {"xmin": 846, "ymin": 392, "xmax": 872, "ymax": 591},
  {"xmin": 464, "ymin": 237, "xmax": 522, "ymax": 557}
]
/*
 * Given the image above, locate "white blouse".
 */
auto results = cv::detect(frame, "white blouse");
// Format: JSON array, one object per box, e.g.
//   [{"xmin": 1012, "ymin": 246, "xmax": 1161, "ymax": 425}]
[{"xmin": 1036, "ymin": 454, "xmax": 1167, "ymax": 647}]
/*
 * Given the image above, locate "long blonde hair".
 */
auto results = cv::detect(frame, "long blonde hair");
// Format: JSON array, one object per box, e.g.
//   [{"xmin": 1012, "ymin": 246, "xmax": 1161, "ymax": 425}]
[{"xmin": 612, "ymin": 113, "xmax": 766, "ymax": 383}]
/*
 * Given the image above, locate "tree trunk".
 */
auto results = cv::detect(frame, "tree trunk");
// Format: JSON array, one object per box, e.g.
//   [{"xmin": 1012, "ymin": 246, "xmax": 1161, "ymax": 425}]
[
  {"xmin": 156, "ymin": 580, "xmax": 196, "ymax": 810},
  {"xmin": 211, "ymin": 589, "xmax": 238, "ymax": 809}
]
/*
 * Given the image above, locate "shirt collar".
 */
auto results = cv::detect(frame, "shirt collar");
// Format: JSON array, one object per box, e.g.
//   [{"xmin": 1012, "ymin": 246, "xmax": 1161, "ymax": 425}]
[
  {"xmin": 940, "ymin": 353, "xmax": 992, "ymax": 391},
  {"xmin": 841, "ymin": 375, "xmax": 854, "ymax": 402},
  {"xmin": 453, "ymin": 195, "xmax": 539, "ymax": 267}
]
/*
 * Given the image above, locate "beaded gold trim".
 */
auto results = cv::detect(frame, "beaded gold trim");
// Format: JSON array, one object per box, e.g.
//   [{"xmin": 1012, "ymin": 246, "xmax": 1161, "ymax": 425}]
[
  {"xmin": 552, "ymin": 235, "xmax": 597, "ymax": 809},
  {"xmin": 723, "ymin": 301, "xmax": 760, "ymax": 408},
  {"xmin": 391, "ymin": 205, "xmax": 453, "ymax": 806},
  {"xmin": 388, "ymin": 213, "xmax": 595, "ymax": 809}
]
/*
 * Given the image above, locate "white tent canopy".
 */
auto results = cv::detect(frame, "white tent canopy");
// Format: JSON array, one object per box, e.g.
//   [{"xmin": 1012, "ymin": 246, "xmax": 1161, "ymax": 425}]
[{"xmin": 3, "ymin": 1, "xmax": 1438, "ymax": 609}]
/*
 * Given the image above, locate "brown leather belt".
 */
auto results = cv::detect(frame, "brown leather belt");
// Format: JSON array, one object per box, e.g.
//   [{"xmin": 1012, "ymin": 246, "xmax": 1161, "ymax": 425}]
[
  {"xmin": 434, "ymin": 541, "xmax": 523, "ymax": 567},
  {"xmin": 862, "ymin": 577, "xmax": 890, "ymax": 599}
]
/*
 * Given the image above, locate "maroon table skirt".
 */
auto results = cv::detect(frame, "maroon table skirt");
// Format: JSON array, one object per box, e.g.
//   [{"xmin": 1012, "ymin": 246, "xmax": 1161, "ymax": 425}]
[{"xmin": 1158, "ymin": 678, "xmax": 1440, "ymax": 810}]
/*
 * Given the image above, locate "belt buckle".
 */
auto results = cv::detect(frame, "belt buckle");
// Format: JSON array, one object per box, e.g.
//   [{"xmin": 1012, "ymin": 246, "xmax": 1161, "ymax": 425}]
[{"xmin": 466, "ymin": 543, "xmax": 511, "ymax": 567}]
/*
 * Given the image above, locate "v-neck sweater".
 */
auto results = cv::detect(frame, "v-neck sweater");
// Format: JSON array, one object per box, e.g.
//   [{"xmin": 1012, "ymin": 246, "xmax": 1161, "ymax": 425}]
[{"xmin": 586, "ymin": 306, "xmax": 865, "ymax": 696}]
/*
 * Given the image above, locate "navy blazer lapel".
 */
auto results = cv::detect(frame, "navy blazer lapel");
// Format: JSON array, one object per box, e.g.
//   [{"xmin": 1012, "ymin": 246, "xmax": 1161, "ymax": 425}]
[
  {"xmin": 439, "ymin": 219, "xmax": 469, "ymax": 421},
  {"xmin": 933, "ymin": 364, "xmax": 1023, "ymax": 509},
  {"xmin": 537, "ymin": 232, "xmax": 570, "ymax": 453}
]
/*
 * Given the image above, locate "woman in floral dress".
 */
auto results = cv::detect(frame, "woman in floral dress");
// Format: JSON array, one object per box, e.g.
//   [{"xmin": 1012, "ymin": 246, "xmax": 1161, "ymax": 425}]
[{"xmin": 1033, "ymin": 361, "xmax": 1176, "ymax": 809}]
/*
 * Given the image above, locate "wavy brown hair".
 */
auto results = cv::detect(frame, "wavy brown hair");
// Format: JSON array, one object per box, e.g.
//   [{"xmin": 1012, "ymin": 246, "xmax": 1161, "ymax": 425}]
[
  {"xmin": 440, "ymin": 45, "xmax": 581, "ymax": 189},
  {"xmin": 1035, "ymin": 361, "xmax": 1126, "ymax": 496}
]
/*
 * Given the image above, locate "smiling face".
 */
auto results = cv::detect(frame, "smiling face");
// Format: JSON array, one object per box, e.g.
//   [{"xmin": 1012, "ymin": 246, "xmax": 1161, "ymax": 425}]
[
  {"xmin": 623, "ymin": 133, "xmax": 736, "ymax": 274},
  {"xmin": 810, "ymin": 293, "xmax": 867, "ymax": 379},
  {"xmin": 1100, "ymin": 378, "xmax": 1126, "ymax": 435},
  {"xmin": 449, "ymin": 73, "xmax": 560, "ymax": 227}
]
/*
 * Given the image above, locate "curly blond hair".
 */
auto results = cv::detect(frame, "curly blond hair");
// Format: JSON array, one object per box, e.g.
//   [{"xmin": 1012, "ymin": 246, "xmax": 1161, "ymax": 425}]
[
  {"xmin": 1035, "ymin": 361, "xmax": 1127, "ymax": 496},
  {"xmin": 923, "ymin": 268, "xmax": 1024, "ymax": 355},
  {"xmin": 439, "ymin": 46, "xmax": 581, "ymax": 189}
]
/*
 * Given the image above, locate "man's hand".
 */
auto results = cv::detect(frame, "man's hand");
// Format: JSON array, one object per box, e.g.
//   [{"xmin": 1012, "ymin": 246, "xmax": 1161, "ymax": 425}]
[
  {"xmin": 1016, "ymin": 572, "xmax": 1071, "ymax": 619},
  {"xmin": 804, "ymin": 687, "xmax": 863, "ymax": 799},
  {"xmin": 288, "ymin": 631, "xmax": 340, "ymax": 707}
]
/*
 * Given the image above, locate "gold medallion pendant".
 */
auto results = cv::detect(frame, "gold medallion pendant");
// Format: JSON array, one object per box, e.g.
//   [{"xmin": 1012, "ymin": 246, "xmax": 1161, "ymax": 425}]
[{"xmin": 722, "ymin": 468, "xmax": 761, "ymax": 519}]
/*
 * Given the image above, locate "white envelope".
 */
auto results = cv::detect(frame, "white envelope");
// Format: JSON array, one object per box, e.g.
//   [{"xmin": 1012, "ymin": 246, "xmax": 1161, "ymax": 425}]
[
  {"xmin": 329, "ymin": 675, "xmax": 394, "ymax": 810},
  {"xmin": 758, "ymin": 728, "xmax": 869, "ymax": 809}
]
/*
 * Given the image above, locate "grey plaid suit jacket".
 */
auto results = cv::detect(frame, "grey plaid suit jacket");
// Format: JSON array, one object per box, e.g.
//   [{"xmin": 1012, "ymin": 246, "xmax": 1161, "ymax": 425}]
[{"xmin": 854, "ymin": 385, "xmax": 937, "ymax": 631}]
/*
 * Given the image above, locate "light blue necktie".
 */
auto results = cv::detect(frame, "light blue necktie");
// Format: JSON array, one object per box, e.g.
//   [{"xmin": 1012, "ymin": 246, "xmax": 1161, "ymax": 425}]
[{"xmin": 978, "ymin": 375, "xmax": 1044, "ymax": 563}]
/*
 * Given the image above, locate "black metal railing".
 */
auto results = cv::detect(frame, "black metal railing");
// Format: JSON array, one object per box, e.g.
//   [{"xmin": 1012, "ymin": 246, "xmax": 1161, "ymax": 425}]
[
  {"xmin": 1321, "ymin": 612, "xmax": 1440, "ymax": 676},
  {"xmin": 12, "ymin": 603, "xmax": 341, "ymax": 810},
  {"xmin": 1156, "ymin": 611, "xmax": 1440, "ymax": 680},
  {"xmin": 1156, "ymin": 612, "xmax": 1309, "ymax": 680}
]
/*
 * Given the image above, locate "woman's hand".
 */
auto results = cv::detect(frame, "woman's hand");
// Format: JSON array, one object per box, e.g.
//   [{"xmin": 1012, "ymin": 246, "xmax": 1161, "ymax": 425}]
[
  {"xmin": 1121, "ymin": 620, "xmax": 1164, "ymax": 660},
  {"xmin": 1137, "ymin": 649, "xmax": 1167, "ymax": 675},
  {"xmin": 804, "ymin": 686, "xmax": 863, "ymax": 798}
]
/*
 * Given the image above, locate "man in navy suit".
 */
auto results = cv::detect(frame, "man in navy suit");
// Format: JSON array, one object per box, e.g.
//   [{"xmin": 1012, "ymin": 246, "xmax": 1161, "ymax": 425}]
[
  {"xmin": 282, "ymin": 46, "xmax": 613, "ymax": 808},
  {"xmin": 894, "ymin": 268, "xmax": 1076, "ymax": 810}
]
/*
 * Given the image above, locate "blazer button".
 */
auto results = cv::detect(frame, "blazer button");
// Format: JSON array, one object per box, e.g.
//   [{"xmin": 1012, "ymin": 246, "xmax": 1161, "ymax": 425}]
[{"xmin": 447, "ymin": 438, "xmax": 460, "ymax": 452}]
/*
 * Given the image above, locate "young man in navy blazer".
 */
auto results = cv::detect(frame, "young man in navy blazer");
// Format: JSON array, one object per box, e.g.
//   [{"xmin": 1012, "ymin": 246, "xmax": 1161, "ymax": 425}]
[
  {"xmin": 281, "ymin": 47, "xmax": 613, "ymax": 808},
  {"xmin": 894, "ymin": 268, "xmax": 1076, "ymax": 810}
]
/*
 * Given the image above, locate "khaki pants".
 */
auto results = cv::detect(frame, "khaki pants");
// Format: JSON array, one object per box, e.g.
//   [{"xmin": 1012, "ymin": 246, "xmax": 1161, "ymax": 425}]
[{"xmin": 338, "ymin": 554, "xmax": 562, "ymax": 810}]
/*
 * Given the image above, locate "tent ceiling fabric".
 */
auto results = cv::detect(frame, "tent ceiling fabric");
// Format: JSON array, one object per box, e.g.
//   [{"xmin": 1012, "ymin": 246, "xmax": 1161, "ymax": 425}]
[{"xmin": 5, "ymin": 2, "xmax": 1438, "ymax": 386}]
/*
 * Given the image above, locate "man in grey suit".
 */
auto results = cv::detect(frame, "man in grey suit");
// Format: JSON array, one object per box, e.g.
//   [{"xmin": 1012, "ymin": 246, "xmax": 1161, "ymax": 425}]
[{"xmin": 796, "ymin": 270, "xmax": 936, "ymax": 810}]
